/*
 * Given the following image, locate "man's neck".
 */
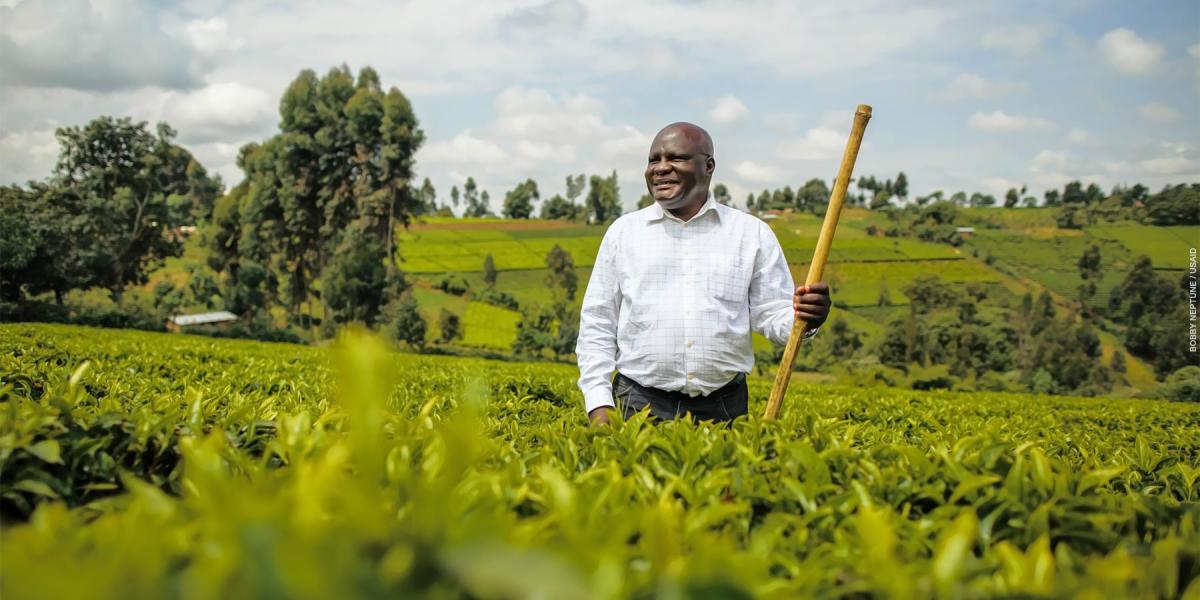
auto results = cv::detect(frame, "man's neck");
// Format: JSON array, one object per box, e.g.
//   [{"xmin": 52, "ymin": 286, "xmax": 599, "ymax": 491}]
[{"xmin": 665, "ymin": 190, "xmax": 710, "ymax": 222}]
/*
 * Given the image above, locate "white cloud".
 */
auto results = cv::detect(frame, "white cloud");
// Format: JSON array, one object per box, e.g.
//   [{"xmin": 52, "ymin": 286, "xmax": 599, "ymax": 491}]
[
  {"xmin": 0, "ymin": 126, "xmax": 59, "ymax": 184},
  {"xmin": 1065, "ymin": 128, "xmax": 1091, "ymax": 144},
  {"xmin": 762, "ymin": 112, "xmax": 800, "ymax": 133},
  {"xmin": 709, "ymin": 95, "xmax": 749, "ymax": 125},
  {"xmin": 0, "ymin": 0, "xmax": 206, "ymax": 91},
  {"xmin": 1031, "ymin": 149, "xmax": 1067, "ymax": 172},
  {"xmin": 421, "ymin": 130, "xmax": 507, "ymax": 165},
  {"xmin": 732, "ymin": 160, "xmax": 780, "ymax": 184},
  {"xmin": 1104, "ymin": 156, "xmax": 1197, "ymax": 176},
  {"xmin": 416, "ymin": 86, "xmax": 649, "ymax": 208},
  {"xmin": 1137, "ymin": 102, "xmax": 1179, "ymax": 123},
  {"xmin": 160, "ymin": 82, "xmax": 274, "ymax": 143},
  {"xmin": 981, "ymin": 24, "xmax": 1052, "ymax": 55},
  {"xmin": 1097, "ymin": 28, "xmax": 1164, "ymax": 76},
  {"xmin": 934, "ymin": 73, "xmax": 1028, "ymax": 101},
  {"xmin": 778, "ymin": 127, "xmax": 845, "ymax": 161},
  {"xmin": 968, "ymin": 111, "xmax": 1056, "ymax": 133},
  {"xmin": 185, "ymin": 17, "xmax": 242, "ymax": 54},
  {"xmin": 1189, "ymin": 42, "xmax": 1200, "ymax": 95}
]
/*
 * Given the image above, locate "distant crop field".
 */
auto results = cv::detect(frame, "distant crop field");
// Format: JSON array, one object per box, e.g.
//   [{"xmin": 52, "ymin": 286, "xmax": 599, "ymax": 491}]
[
  {"xmin": 796, "ymin": 258, "xmax": 1002, "ymax": 307},
  {"xmin": 460, "ymin": 301, "xmax": 521, "ymax": 350},
  {"xmin": 1087, "ymin": 224, "xmax": 1199, "ymax": 270}
]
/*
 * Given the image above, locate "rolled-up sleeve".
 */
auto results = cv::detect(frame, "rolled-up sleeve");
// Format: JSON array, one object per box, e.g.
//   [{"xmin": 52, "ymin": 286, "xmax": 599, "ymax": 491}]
[
  {"xmin": 576, "ymin": 223, "xmax": 622, "ymax": 414},
  {"xmin": 748, "ymin": 222, "xmax": 797, "ymax": 345}
]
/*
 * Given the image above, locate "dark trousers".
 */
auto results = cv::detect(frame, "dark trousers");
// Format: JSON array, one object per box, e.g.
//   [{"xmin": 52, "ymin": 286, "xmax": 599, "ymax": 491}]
[{"xmin": 613, "ymin": 372, "xmax": 749, "ymax": 423}]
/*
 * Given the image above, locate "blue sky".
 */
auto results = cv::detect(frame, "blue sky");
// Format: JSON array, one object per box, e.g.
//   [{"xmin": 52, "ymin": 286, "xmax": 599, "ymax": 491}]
[{"xmin": 1, "ymin": 0, "xmax": 1197, "ymax": 211}]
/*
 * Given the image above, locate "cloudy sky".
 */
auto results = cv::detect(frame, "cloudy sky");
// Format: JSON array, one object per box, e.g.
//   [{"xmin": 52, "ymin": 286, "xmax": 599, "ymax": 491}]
[{"xmin": 1, "ymin": 0, "xmax": 1197, "ymax": 210}]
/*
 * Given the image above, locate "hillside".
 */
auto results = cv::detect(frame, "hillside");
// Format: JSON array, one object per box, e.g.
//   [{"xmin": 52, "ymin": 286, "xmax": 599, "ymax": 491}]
[{"xmin": 106, "ymin": 205, "xmax": 1193, "ymax": 396}]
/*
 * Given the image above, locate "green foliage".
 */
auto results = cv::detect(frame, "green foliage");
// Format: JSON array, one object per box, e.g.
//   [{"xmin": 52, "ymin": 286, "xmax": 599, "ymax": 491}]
[
  {"xmin": 1155, "ymin": 366, "xmax": 1200, "ymax": 402},
  {"xmin": 1109, "ymin": 256, "xmax": 1200, "ymax": 378},
  {"xmin": 544, "ymin": 245, "xmax": 578, "ymax": 301},
  {"xmin": 232, "ymin": 65, "xmax": 423, "ymax": 325},
  {"xmin": 2, "ymin": 323, "xmax": 1199, "ymax": 598},
  {"xmin": 438, "ymin": 308, "xmax": 461, "ymax": 342},
  {"xmin": 586, "ymin": 171, "xmax": 622, "ymax": 224},
  {"xmin": 1, "ymin": 117, "xmax": 221, "ymax": 303},
  {"xmin": 324, "ymin": 235, "xmax": 392, "ymax": 327},
  {"xmin": 435, "ymin": 274, "xmax": 470, "ymax": 296},
  {"xmin": 1145, "ymin": 183, "xmax": 1200, "ymax": 225},
  {"xmin": 502, "ymin": 179, "xmax": 538, "ymax": 219},
  {"xmin": 383, "ymin": 292, "xmax": 426, "ymax": 350},
  {"xmin": 482, "ymin": 253, "xmax": 497, "ymax": 288},
  {"xmin": 461, "ymin": 177, "xmax": 493, "ymax": 218},
  {"xmin": 539, "ymin": 194, "xmax": 583, "ymax": 221}
]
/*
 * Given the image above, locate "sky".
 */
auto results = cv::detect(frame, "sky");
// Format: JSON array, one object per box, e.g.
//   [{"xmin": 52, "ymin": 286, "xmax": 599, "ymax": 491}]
[{"xmin": 1, "ymin": 0, "xmax": 1197, "ymax": 212}]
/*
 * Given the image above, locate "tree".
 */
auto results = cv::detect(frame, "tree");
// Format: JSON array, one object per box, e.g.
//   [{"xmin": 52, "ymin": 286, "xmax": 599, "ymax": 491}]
[
  {"xmin": 234, "ymin": 66, "xmax": 423, "ymax": 329},
  {"xmin": 586, "ymin": 171, "xmax": 622, "ymax": 224},
  {"xmin": 893, "ymin": 172, "xmax": 908, "ymax": 200},
  {"xmin": 795, "ymin": 179, "xmax": 831, "ymax": 214},
  {"xmin": 419, "ymin": 178, "xmax": 437, "ymax": 213},
  {"xmin": 47, "ymin": 117, "xmax": 222, "ymax": 302},
  {"xmin": 1004, "ymin": 188, "xmax": 1020, "ymax": 208},
  {"xmin": 502, "ymin": 179, "xmax": 538, "ymax": 219},
  {"xmin": 460, "ymin": 179, "xmax": 491, "ymax": 218},
  {"xmin": 565, "ymin": 174, "xmax": 586, "ymax": 205},
  {"xmin": 384, "ymin": 292, "xmax": 426, "ymax": 349},
  {"xmin": 713, "ymin": 183, "xmax": 732, "ymax": 205},
  {"xmin": 540, "ymin": 194, "xmax": 580, "ymax": 220},
  {"xmin": 1076, "ymin": 243, "xmax": 1102, "ymax": 316},
  {"xmin": 1109, "ymin": 256, "xmax": 1198, "ymax": 377},
  {"xmin": 1146, "ymin": 183, "xmax": 1200, "ymax": 225},
  {"xmin": 450, "ymin": 185, "xmax": 460, "ymax": 209},
  {"xmin": 1043, "ymin": 189, "xmax": 1061, "ymax": 207},
  {"xmin": 324, "ymin": 234, "xmax": 391, "ymax": 327},
  {"xmin": 637, "ymin": 194, "xmax": 654, "ymax": 209},
  {"xmin": 869, "ymin": 190, "xmax": 893, "ymax": 210},
  {"xmin": 544, "ymin": 244, "xmax": 578, "ymax": 301},
  {"xmin": 438, "ymin": 308, "xmax": 461, "ymax": 343},
  {"xmin": 483, "ymin": 253, "xmax": 497, "ymax": 288}
]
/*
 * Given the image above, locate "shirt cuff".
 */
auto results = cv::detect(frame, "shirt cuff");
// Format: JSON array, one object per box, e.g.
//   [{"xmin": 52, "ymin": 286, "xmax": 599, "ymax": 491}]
[{"xmin": 583, "ymin": 383, "xmax": 615, "ymax": 415}]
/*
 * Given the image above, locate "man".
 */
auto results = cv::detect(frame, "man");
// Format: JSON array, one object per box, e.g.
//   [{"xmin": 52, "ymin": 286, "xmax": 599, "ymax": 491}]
[{"xmin": 576, "ymin": 122, "xmax": 831, "ymax": 425}]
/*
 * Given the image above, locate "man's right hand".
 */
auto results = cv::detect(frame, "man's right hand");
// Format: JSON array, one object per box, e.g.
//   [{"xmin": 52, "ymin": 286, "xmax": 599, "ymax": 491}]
[{"xmin": 588, "ymin": 406, "xmax": 614, "ymax": 426}]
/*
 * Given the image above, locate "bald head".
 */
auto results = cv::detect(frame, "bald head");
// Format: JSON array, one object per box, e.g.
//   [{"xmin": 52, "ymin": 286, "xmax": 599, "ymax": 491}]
[
  {"xmin": 653, "ymin": 122, "xmax": 714, "ymax": 156},
  {"xmin": 645, "ymin": 122, "xmax": 716, "ymax": 218}
]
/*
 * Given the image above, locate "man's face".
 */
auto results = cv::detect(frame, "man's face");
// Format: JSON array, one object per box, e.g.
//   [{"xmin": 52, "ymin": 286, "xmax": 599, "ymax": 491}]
[{"xmin": 644, "ymin": 127, "xmax": 715, "ymax": 211}]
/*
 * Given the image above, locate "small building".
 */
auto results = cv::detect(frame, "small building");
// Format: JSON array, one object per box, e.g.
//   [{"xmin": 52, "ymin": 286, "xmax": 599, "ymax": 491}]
[
  {"xmin": 955, "ymin": 226, "xmax": 975, "ymax": 237},
  {"xmin": 166, "ymin": 310, "xmax": 239, "ymax": 333}
]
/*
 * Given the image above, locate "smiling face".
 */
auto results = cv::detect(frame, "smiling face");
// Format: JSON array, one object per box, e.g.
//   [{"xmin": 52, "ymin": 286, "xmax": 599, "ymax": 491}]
[{"xmin": 644, "ymin": 123, "xmax": 715, "ymax": 214}]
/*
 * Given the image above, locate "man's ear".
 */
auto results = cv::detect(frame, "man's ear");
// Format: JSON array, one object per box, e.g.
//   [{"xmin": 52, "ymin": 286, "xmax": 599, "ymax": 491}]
[{"xmin": 706, "ymin": 156, "xmax": 716, "ymax": 177}]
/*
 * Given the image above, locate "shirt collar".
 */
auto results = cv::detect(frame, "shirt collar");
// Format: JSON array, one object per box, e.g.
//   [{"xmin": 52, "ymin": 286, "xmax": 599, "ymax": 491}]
[{"xmin": 647, "ymin": 192, "xmax": 721, "ymax": 224}]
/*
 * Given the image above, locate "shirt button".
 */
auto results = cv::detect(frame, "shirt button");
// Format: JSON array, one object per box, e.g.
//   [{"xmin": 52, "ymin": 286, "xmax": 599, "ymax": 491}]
[
  {"xmin": 687, "ymin": 373, "xmax": 694, "ymax": 379},
  {"xmin": 687, "ymin": 341, "xmax": 693, "ymax": 348}
]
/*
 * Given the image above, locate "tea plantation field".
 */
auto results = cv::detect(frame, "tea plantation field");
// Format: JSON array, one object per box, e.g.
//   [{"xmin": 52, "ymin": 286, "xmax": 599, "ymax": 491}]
[{"xmin": 2, "ymin": 323, "xmax": 1199, "ymax": 599}]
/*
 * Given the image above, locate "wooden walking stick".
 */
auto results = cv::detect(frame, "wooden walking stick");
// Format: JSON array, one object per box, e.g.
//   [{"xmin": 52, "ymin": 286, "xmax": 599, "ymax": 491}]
[{"xmin": 763, "ymin": 104, "xmax": 872, "ymax": 420}]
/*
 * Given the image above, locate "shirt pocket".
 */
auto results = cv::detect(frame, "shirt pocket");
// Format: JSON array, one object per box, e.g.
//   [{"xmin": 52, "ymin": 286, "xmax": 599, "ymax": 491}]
[{"xmin": 706, "ymin": 253, "xmax": 752, "ymax": 305}]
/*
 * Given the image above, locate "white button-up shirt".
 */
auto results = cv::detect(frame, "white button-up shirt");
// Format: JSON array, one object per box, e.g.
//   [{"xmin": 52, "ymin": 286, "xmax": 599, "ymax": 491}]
[{"xmin": 576, "ymin": 195, "xmax": 812, "ymax": 414}]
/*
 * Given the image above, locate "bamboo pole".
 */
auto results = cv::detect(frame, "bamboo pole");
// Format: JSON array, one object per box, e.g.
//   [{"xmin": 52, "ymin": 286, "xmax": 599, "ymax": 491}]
[{"xmin": 763, "ymin": 104, "xmax": 872, "ymax": 421}]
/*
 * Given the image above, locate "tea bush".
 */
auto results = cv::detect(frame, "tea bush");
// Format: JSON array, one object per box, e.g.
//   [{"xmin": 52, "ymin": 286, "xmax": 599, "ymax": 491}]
[{"xmin": 1, "ymin": 323, "xmax": 1198, "ymax": 599}]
